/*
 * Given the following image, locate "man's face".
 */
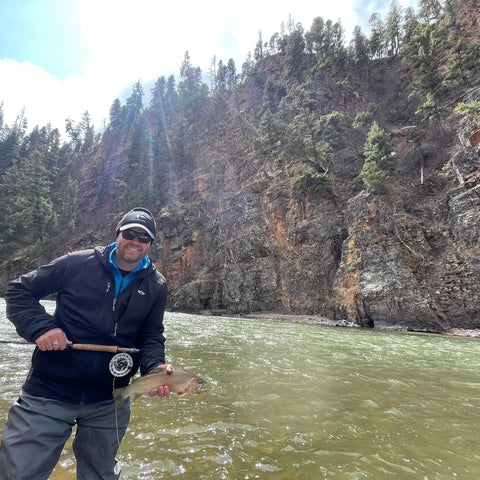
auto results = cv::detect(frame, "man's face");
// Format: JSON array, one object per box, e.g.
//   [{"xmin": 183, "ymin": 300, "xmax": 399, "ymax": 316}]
[{"xmin": 116, "ymin": 227, "xmax": 152, "ymax": 270}]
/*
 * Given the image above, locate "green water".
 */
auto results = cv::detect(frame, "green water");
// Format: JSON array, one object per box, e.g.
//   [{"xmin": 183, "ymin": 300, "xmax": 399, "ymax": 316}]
[{"xmin": 1, "ymin": 299, "xmax": 480, "ymax": 479}]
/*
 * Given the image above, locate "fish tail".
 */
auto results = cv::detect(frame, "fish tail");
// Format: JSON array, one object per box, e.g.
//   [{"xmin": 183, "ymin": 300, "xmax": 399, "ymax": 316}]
[{"xmin": 113, "ymin": 387, "xmax": 128, "ymax": 410}]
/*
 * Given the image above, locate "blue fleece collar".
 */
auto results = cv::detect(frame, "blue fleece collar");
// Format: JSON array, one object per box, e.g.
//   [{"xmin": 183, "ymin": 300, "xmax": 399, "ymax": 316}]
[{"xmin": 108, "ymin": 243, "xmax": 150, "ymax": 296}]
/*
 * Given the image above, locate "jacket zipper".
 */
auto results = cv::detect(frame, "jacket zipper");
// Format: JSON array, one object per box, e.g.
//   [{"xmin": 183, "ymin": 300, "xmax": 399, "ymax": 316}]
[
  {"xmin": 112, "ymin": 297, "xmax": 118, "ymax": 336},
  {"xmin": 112, "ymin": 276, "xmax": 126, "ymax": 336},
  {"xmin": 111, "ymin": 268, "xmax": 149, "ymax": 337}
]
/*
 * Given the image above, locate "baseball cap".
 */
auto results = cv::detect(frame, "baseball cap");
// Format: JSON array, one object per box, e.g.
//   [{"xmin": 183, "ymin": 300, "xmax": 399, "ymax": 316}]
[{"xmin": 116, "ymin": 207, "xmax": 156, "ymax": 240}]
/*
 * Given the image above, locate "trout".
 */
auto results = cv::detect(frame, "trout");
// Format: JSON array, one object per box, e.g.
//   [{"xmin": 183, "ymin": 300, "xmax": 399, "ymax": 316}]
[{"xmin": 113, "ymin": 369, "xmax": 205, "ymax": 409}]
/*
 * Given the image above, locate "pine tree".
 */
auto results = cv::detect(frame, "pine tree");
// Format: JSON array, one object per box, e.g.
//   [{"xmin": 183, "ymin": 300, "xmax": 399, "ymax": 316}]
[
  {"xmin": 351, "ymin": 25, "xmax": 370, "ymax": 65},
  {"xmin": 305, "ymin": 17, "xmax": 326, "ymax": 59},
  {"xmin": 359, "ymin": 159, "xmax": 390, "ymax": 193},
  {"xmin": 369, "ymin": 13, "xmax": 386, "ymax": 59},
  {"xmin": 254, "ymin": 31, "xmax": 264, "ymax": 61},
  {"xmin": 418, "ymin": 0, "xmax": 444, "ymax": 22},
  {"xmin": 150, "ymin": 77, "xmax": 166, "ymax": 111},
  {"xmin": 165, "ymin": 75, "xmax": 178, "ymax": 112},
  {"xmin": 124, "ymin": 81, "xmax": 144, "ymax": 126},
  {"xmin": 178, "ymin": 51, "xmax": 206, "ymax": 107},
  {"xmin": 402, "ymin": 7, "xmax": 420, "ymax": 44},
  {"xmin": 0, "ymin": 150, "xmax": 56, "ymax": 243},
  {"xmin": 241, "ymin": 52, "xmax": 254, "ymax": 81},
  {"xmin": 360, "ymin": 122, "xmax": 394, "ymax": 193},
  {"xmin": 150, "ymin": 76, "xmax": 168, "ymax": 134},
  {"xmin": 401, "ymin": 22, "xmax": 446, "ymax": 119},
  {"xmin": 456, "ymin": 101, "xmax": 480, "ymax": 120},
  {"xmin": 0, "ymin": 111, "xmax": 27, "ymax": 177},
  {"xmin": 108, "ymin": 98, "xmax": 122, "ymax": 131},
  {"xmin": 285, "ymin": 28, "xmax": 306, "ymax": 76},
  {"xmin": 385, "ymin": 0, "xmax": 403, "ymax": 56},
  {"xmin": 215, "ymin": 60, "xmax": 228, "ymax": 93},
  {"xmin": 226, "ymin": 59, "xmax": 238, "ymax": 89},
  {"xmin": 80, "ymin": 111, "xmax": 95, "ymax": 154},
  {"xmin": 0, "ymin": 129, "xmax": 21, "ymax": 177}
]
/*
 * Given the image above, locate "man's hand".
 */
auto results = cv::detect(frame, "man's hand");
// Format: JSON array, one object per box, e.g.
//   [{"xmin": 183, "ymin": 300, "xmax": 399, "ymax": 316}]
[
  {"xmin": 149, "ymin": 363, "xmax": 174, "ymax": 398},
  {"xmin": 35, "ymin": 328, "xmax": 72, "ymax": 351}
]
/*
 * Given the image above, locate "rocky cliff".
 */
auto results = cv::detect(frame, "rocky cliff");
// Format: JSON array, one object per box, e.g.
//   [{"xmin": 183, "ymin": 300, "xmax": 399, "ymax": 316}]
[{"xmin": 147, "ymin": 78, "xmax": 480, "ymax": 333}]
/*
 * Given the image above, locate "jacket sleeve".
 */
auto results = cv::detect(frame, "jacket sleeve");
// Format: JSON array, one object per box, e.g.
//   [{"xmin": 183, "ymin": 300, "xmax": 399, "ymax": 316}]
[
  {"xmin": 5, "ymin": 255, "xmax": 68, "ymax": 342},
  {"xmin": 136, "ymin": 275, "xmax": 168, "ymax": 375}
]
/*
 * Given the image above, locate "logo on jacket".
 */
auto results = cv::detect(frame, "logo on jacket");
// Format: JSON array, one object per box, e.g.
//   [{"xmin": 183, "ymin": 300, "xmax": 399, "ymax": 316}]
[{"xmin": 138, "ymin": 289, "xmax": 145, "ymax": 295}]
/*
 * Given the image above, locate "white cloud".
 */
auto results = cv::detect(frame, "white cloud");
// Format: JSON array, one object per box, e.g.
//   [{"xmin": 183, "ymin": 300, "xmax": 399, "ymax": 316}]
[
  {"xmin": 0, "ymin": 58, "xmax": 114, "ymax": 132},
  {"xmin": 0, "ymin": 59, "xmax": 65, "ymax": 129}
]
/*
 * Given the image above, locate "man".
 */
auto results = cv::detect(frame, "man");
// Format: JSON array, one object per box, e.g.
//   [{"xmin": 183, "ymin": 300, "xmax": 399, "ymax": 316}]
[{"xmin": 0, "ymin": 207, "xmax": 171, "ymax": 480}]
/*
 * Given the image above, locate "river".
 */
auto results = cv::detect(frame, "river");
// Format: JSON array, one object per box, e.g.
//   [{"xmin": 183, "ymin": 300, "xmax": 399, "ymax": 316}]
[{"xmin": 1, "ymin": 298, "xmax": 480, "ymax": 479}]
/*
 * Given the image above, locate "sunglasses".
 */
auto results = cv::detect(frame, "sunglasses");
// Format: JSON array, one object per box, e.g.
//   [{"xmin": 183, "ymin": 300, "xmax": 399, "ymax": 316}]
[{"xmin": 121, "ymin": 229, "xmax": 152, "ymax": 244}]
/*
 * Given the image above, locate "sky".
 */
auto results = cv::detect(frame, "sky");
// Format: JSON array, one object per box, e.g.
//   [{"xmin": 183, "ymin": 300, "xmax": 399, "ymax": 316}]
[{"xmin": 0, "ymin": 0, "xmax": 418, "ymax": 134}]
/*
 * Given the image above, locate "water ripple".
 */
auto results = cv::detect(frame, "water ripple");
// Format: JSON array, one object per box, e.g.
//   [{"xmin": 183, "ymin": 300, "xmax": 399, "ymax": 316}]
[{"xmin": 2, "ymin": 300, "xmax": 480, "ymax": 479}]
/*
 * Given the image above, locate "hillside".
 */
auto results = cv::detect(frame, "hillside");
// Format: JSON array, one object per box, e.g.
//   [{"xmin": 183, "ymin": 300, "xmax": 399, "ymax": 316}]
[{"xmin": 1, "ymin": 0, "xmax": 480, "ymax": 332}]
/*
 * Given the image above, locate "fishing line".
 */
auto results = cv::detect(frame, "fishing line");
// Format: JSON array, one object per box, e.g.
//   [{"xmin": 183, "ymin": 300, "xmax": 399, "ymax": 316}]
[
  {"xmin": 0, "ymin": 340, "xmax": 33, "ymax": 345},
  {"xmin": 109, "ymin": 352, "xmax": 134, "ymax": 474},
  {"xmin": 112, "ymin": 376, "xmax": 124, "ymax": 475}
]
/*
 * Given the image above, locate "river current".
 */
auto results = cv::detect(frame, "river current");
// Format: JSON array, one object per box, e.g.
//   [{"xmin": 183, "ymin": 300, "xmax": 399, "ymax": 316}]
[{"xmin": 1, "ymin": 298, "xmax": 480, "ymax": 479}]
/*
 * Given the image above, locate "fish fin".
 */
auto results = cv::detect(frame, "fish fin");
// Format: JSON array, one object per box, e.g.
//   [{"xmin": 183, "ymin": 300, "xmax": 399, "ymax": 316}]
[
  {"xmin": 113, "ymin": 390, "xmax": 143, "ymax": 409},
  {"xmin": 113, "ymin": 387, "xmax": 127, "ymax": 410},
  {"xmin": 131, "ymin": 393, "xmax": 142, "ymax": 403}
]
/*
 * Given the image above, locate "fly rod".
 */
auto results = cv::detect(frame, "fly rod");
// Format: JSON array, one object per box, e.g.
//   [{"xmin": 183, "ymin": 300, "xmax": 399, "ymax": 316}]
[{"xmin": 0, "ymin": 340, "xmax": 140, "ymax": 354}]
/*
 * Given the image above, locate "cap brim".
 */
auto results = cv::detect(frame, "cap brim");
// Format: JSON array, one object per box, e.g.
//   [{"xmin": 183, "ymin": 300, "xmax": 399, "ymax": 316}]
[{"xmin": 119, "ymin": 223, "xmax": 155, "ymax": 240}]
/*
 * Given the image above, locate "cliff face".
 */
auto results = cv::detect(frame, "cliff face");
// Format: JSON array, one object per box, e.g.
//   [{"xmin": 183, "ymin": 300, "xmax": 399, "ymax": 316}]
[
  {"xmin": 157, "ymin": 140, "xmax": 480, "ymax": 332},
  {"xmin": 142, "ymin": 77, "xmax": 480, "ymax": 332}
]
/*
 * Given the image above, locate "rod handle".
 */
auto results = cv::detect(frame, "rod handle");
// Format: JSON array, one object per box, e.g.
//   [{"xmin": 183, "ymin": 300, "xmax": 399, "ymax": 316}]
[{"xmin": 70, "ymin": 344, "xmax": 140, "ymax": 354}]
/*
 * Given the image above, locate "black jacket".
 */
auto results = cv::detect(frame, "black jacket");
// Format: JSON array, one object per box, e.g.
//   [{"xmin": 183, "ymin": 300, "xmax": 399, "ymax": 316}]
[{"xmin": 5, "ymin": 245, "xmax": 167, "ymax": 404}]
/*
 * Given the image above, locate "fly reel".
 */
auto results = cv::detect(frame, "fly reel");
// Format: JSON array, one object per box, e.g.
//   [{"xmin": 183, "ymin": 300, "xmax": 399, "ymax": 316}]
[{"xmin": 109, "ymin": 352, "xmax": 134, "ymax": 377}]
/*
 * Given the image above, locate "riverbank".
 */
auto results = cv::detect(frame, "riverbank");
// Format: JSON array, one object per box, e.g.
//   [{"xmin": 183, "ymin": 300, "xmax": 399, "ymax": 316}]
[
  {"xmin": 193, "ymin": 309, "xmax": 480, "ymax": 338},
  {"xmin": 243, "ymin": 312, "xmax": 356, "ymax": 327},
  {"xmin": 242, "ymin": 312, "xmax": 480, "ymax": 338},
  {"xmin": 444, "ymin": 328, "xmax": 480, "ymax": 338}
]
